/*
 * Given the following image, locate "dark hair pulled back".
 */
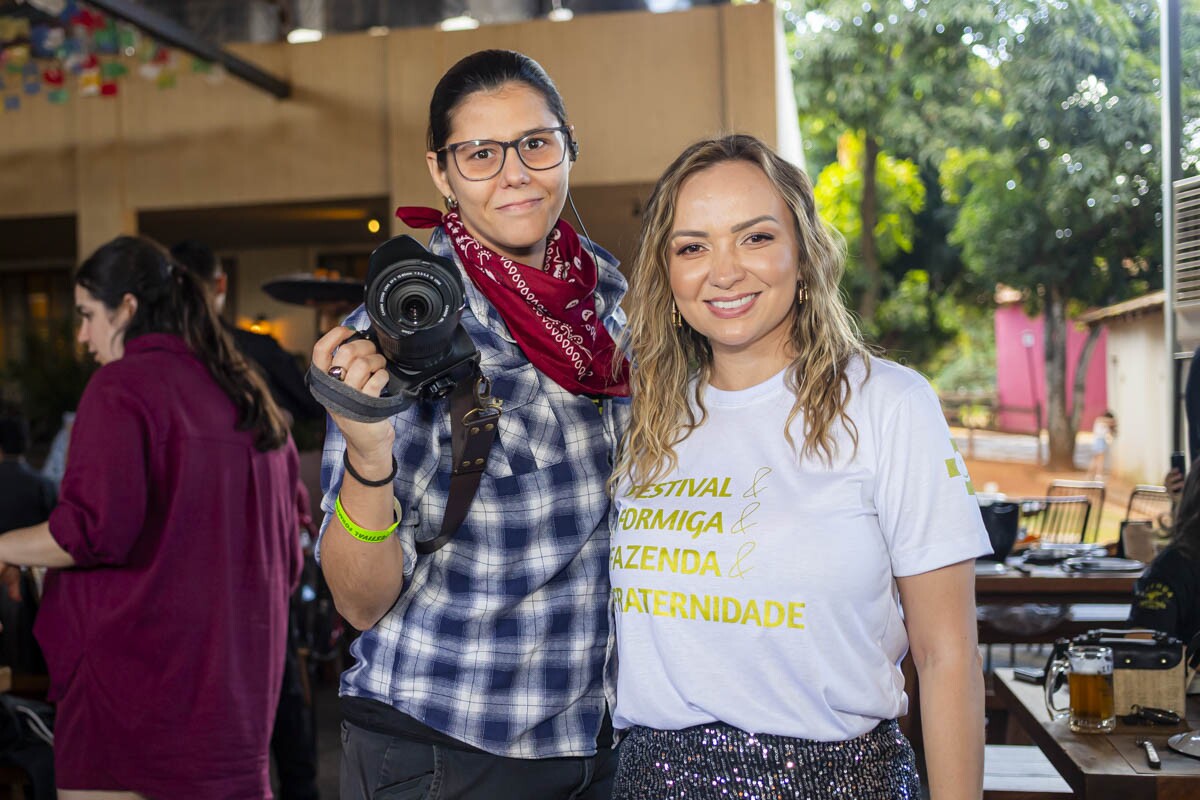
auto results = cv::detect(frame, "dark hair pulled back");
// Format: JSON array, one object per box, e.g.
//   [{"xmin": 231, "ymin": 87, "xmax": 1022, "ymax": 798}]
[
  {"xmin": 75, "ymin": 235, "xmax": 289, "ymax": 452},
  {"xmin": 428, "ymin": 49, "xmax": 568, "ymax": 167}
]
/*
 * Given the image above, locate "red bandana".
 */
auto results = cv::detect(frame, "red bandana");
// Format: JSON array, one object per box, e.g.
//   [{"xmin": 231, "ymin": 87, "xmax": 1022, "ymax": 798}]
[{"xmin": 396, "ymin": 206, "xmax": 630, "ymax": 397}]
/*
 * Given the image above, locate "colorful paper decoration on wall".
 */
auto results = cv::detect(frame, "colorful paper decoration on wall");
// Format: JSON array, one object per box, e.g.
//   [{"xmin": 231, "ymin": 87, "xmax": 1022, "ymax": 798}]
[
  {"xmin": 99, "ymin": 60, "xmax": 125, "ymax": 79},
  {"xmin": 0, "ymin": 18, "xmax": 30, "ymax": 43},
  {"xmin": 0, "ymin": 0, "xmax": 224, "ymax": 111},
  {"xmin": 79, "ymin": 65, "xmax": 100, "ymax": 96}
]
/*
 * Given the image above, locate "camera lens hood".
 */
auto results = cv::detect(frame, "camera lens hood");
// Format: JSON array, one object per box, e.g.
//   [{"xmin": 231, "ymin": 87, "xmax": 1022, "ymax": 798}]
[{"xmin": 364, "ymin": 235, "xmax": 466, "ymax": 370}]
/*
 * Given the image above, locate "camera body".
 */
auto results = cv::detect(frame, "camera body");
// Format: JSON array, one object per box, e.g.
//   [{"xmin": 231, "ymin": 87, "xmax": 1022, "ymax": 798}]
[{"xmin": 359, "ymin": 235, "xmax": 479, "ymax": 404}]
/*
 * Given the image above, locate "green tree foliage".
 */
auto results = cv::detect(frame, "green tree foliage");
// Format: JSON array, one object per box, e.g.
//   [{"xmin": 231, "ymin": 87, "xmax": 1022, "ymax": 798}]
[
  {"xmin": 791, "ymin": 0, "xmax": 999, "ymax": 323},
  {"xmin": 939, "ymin": 0, "xmax": 1185, "ymax": 467},
  {"xmin": 0, "ymin": 318, "xmax": 93, "ymax": 445},
  {"xmin": 814, "ymin": 133, "xmax": 926, "ymax": 267},
  {"xmin": 813, "ymin": 132, "xmax": 958, "ymax": 360}
]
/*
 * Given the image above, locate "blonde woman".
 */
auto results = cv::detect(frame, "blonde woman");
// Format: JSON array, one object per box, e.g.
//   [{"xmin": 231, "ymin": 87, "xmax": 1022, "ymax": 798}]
[{"xmin": 608, "ymin": 135, "xmax": 990, "ymax": 799}]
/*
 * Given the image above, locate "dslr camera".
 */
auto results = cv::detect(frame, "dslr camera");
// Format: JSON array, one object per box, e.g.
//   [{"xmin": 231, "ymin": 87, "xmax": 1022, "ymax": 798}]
[{"xmin": 355, "ymin": 235, "xmax": 478, "ymax": 405}]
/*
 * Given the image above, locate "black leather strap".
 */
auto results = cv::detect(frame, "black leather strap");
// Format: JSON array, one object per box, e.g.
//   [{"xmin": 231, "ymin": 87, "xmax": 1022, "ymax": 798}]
[
  {"xmin": 415, "ymin": 375, "xmax": 501, "ymax": 555},
  {"xmin": 307, "ymin": 358, "xmax": 499, "ymax": 555}
]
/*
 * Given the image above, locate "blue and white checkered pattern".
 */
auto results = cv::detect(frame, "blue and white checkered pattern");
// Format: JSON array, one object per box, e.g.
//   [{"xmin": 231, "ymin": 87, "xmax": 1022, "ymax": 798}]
[{"xmin": 319, "ymin": 228, "xmax": 630, "ymax": 758}]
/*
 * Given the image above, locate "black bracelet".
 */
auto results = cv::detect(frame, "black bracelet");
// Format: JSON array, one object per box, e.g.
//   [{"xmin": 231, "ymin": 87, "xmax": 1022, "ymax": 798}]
[{"xmin": 344, "ymin": 453, "xmax": 398, "ymax": 487}]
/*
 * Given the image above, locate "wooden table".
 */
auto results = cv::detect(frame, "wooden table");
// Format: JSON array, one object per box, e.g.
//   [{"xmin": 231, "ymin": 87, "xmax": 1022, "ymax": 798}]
[
  {"xmin": 976, "ymin": 565, "xmax": 1140, "ymax": 605},
  {"xmin": 905, "ymin": 565, "xmax": 1142, "ymax": 747},
  {"xmin": 994, "ymin": 668, "xmax": 1200, "ymax": 799},
  {"xmin": 976, "ymin": 564, "xmax": 1140, "ymax": 644}
]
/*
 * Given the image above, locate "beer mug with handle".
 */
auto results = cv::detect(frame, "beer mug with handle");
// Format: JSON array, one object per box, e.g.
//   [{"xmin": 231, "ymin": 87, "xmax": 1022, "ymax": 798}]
[{"xmin": 1045, "ymin": 645, "xmax": 1117, "ymax": 733}]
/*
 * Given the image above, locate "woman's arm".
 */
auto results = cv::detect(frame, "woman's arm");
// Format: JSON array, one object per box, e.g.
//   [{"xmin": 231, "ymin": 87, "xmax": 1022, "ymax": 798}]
[
  {"xmin": 0, "ymin": 521, "xmax": 70, "ymax": 603},
  {"xmin": 0, "ymin": 522, "xmax": 76, "ymax": 568},
  {"xmin": 897, "ymin": 559, "xmax": 984, "ymax": 800},
  {"xmin": 311, "ymin": 326, "xmax": 406, "ymax": 631}
]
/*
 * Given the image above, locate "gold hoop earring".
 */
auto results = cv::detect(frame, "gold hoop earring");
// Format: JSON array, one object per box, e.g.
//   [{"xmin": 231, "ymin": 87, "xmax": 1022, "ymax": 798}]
[
  {"xmin": 672, "ymin": 302, "xmax": 682, "ymax": 329},
  {"xmin": 798, "ymin": 283, "xmax": 809, "ymax": 305}
]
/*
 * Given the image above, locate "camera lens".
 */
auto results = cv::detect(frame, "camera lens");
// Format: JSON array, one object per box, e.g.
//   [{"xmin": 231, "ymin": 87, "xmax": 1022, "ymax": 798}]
[
  {"xmin": 364, "ymin": 243, "xmax": 466, "ymax": 372},
  {"xmin": 384, "ymin": 279, "xmax": 443, "ymax": 329},
  {"xmin": 402, "ymin": 296, "xmax": 428, "ymax": 324}
]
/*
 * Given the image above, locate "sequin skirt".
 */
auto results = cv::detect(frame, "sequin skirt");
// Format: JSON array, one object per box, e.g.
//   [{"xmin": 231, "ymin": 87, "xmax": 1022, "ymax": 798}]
[{"xmin": 612, "ymin": 719, "xmax": 920, "ymax": 800}]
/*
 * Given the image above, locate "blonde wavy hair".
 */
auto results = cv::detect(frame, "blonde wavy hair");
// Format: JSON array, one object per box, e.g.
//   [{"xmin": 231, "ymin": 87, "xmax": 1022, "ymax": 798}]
[{"xmin": 611, "ymin": 134, "xmax": 869, "ymax": 492}]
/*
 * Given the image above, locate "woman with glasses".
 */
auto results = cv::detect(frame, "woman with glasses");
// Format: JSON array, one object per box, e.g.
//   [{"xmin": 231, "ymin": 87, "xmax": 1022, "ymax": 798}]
[
  {"xmin": 311, "ymin": 50, "xmax": 629, "ymax": 800},
  {"xmin": 608, "ymin": 135, "xmax": 990, "ymax": 799}
]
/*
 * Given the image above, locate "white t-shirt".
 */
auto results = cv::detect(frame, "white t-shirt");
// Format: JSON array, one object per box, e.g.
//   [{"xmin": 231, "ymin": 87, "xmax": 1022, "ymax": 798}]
[{"xmin": 610, "ymin": 357, "xmax": 991, "ymax": 742}]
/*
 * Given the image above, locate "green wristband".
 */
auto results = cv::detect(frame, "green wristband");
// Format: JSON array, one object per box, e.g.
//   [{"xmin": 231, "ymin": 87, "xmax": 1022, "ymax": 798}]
[{"xmin": 335, "ymin": 494, "xmax": 401, "ymax": 543}]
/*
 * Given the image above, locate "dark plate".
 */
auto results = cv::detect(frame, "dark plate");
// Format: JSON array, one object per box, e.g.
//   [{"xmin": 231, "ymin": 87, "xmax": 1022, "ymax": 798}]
[
  {"xmin": 1021, "ymin": 543, "xmax": 1107, "ymax": 565},
  {"xmin": 262, "ymin": 273, "xmax": 364, "ymax": 306},
  {"xmin": 1060, "ymin": 556, "xmax": 1145, "ymax": 573}
]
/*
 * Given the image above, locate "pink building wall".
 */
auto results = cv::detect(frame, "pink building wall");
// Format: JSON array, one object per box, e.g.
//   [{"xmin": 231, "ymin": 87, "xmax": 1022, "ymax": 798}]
[{"xmin": 994, "ymin": 305, "xmax": 1108, "ymax": 434}]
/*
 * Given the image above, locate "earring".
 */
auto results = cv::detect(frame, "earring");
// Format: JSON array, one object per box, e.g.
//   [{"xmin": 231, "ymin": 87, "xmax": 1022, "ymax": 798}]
[
  {"xmin": 445, "ymin": 195, "xmax": 458, "ymax": 210},
  {"xmin": 671, "ymin": 302, "xmax": 682, "ymax": 329},
  {"xmin": 798, "ymin": 282, "xmax": 809, "ymax": 304}
]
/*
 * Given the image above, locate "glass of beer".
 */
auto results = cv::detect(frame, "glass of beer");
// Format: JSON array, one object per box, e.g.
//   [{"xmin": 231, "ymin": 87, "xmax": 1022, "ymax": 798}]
[{"xmin": 1044, "ymin": 645, "xmax": 1116, "ymax": 733}]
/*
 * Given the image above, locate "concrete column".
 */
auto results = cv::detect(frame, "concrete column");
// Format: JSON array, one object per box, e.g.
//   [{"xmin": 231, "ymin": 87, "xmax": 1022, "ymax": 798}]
[{"xmin": 74, "ymin": 91, "xmax": 136, "ymax": 263}]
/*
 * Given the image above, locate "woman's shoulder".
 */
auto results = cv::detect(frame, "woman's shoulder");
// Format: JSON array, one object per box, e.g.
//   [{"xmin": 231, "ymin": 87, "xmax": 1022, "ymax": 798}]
[
  {"xmin": 851, "ymin": 355, "xmax": 935, "ymax": 401},
  {"xmin": 586, "ymin": 237, "xmax": 628, "ymax": 309},
  {"xmin": 584, "ymin": 238, "xmax": 621, "ymax": 275},
  {"xmin": 1146, "ymin": 545, "xmax": 1200, "ymax": 579},
  {"xmin": 88, "ymin": 336, "xmax": 224, "ymax": 416},
  {"xmin": 90, "ymin": 335, "xmax": 187, "ymax": 383}
]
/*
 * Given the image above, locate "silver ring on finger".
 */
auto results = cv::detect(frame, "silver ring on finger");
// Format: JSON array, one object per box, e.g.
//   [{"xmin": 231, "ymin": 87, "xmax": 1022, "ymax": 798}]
[{"xmin": 328, "ymin": 365, "xmax": 346, "ymax": 382}]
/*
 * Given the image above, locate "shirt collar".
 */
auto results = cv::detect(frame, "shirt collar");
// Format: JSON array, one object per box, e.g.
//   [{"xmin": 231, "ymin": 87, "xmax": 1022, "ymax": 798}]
[{"xmin": 122, "ymin": 332, "xmax": 192, "ymax": 356}]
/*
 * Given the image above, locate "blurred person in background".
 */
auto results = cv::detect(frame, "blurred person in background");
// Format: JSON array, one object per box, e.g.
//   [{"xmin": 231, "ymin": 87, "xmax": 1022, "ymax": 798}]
[
  {"xmin": 0, "ymin": 235, "xmax": 302, "ymax": 800},
  {"xmin": 0, "ymin": 413, "xmax": 57, "ymax": 540},
  {"xmin": 38, "ymin": 411, "xmax": 74, "ymax": 491},
  {"xmin": 1088, "ymin": 410, "xmax": 1117, "ymax": 480},
  {"xmin": 1129, "ymin": 463, "xmax": 1200, "ymax": 651},
  {"xmin": 172, "ymin": 237, "xmax": 322, "ymax": 800},
  {"xmin": 0, "ymin": 413, "xmax": 56, "ymax": 674},
  {"xmin": 171, "ymin": 239, "xmax": 325, "ymax": 426}
]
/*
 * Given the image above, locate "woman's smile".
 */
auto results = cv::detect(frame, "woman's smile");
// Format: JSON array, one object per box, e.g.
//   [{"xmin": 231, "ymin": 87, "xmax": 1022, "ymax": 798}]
[{"xmin": 705, "ymin": 292, "xmax": 760, "ymax": 317}]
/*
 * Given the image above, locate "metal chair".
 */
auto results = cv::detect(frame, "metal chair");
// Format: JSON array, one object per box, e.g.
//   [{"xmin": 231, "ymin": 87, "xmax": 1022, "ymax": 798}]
[
  {"xmin": 1024, "ymin": 495, "xmax": 1092, "ymax": 544},
  {"xmin": 1046, "ymin": 480, "xmax": 1105, "ymax": 542},
  {"xmin": 1123, "ymin": 484, "xmax": 1173, "ymax": 530}
]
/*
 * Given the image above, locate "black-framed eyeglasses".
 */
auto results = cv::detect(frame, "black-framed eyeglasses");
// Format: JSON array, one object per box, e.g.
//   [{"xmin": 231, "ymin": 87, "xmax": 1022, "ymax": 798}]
[{"xmin": 438, "ymin": 126, "xmax": 572, "ymax": 182}]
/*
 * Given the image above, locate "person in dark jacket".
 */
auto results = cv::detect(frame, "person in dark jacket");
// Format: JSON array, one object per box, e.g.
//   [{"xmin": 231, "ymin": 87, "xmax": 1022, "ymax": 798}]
[
  {"xmin": 171, "ymin": 239, "xmax": 325, "ymax": 424},
  {"xmin": 1129, "ymin": 463, "xmax": 1200, "ymax": 651},
  {"xmin": 0, "ymin": 415, "xmax": 56, "ymax": 540},
  {"xmin": 171, "ymin": 238, "xmax": 322, "ymax": 800},
  {"xmin": 0, "ymin": 413, "xmax": 56, "ymax": 672}
]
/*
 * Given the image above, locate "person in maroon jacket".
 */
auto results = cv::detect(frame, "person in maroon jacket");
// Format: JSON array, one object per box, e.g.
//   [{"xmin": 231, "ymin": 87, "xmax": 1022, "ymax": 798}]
[{"xmin": 0, "ymin": 235, "xmax": 303, "ymax": 800}]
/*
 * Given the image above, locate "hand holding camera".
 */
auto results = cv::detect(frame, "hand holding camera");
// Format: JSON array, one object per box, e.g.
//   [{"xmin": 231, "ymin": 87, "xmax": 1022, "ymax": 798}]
[
  {"xmin": 308, "ymin": 235, "xmax": 481, "ymax": 424},
  {"xmin": 311, "ymin": 325, "xmax": 396, "ymax": 465}
]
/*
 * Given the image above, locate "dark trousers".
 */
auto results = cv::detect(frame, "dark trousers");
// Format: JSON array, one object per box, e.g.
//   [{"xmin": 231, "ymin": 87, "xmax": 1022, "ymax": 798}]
[
  {"xmin": 340, "ymin": 720, "xmax": 618, "ymax": 800},
  {"xmin": 271, "ymin": 645, "xmax": 319, "ymax": 800}
]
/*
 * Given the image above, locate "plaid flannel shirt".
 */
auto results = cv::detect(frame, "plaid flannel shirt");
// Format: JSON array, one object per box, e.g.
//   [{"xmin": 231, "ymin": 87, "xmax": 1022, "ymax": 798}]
[{"xmin": 318, "ymin": 227, "xmax": 630, "ymax": 758}]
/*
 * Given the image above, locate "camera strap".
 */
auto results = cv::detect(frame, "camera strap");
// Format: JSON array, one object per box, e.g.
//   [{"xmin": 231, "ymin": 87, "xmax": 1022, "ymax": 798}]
[
  {"xmin": 416, "ymin": 373, "xmax": 502, "ymax": 555},
  {"xmin": 307, "ymin": 363, "xmax": 410, "ymax": 422},
  {"xmin": 308, "ymin": 361, "xmax": 502, "ymax": 554}
]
